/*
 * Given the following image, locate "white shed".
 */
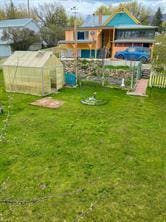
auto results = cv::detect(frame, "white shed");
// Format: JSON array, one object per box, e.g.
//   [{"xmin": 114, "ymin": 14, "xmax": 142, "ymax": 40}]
[{"xmin": 3, "ymin": 51, "xmax": 64, "ymax": 96}]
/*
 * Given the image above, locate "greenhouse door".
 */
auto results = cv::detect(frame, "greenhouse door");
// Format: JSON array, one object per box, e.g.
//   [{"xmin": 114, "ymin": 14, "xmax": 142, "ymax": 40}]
[
  {"xmin": 55, "ymin": 66, "xmax": 64, "ymax": 90},
  {"xmin": 50, "ymin": 70, "xmax": 57, "ymax": 89}
]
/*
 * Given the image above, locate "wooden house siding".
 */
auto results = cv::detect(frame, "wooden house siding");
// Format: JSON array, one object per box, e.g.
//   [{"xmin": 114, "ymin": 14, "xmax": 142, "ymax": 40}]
[{"xmin": 106, "ymin": 13, "xmax": 136, "ymax": 26}]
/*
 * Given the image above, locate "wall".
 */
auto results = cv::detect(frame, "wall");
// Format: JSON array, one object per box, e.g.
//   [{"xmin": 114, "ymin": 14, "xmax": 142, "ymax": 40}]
[
  {"xmin": 0, "ymin": 45, "xmax": 12, "ymax": 57},
  {"xmin": 65, "ymin": 30, "xmax": 99, "ymax": 43},
  {"xmin": 62, "ymin": 59, "xmax": 133, "ymax": 87},
  {"xmin": 55, "ymin": 65, "xmax": 64, "ymax": 90},
  {"xmin": 65, "ymin": 42, "xmax": 97, "ymax": 50},
  {"xmin": 65, "ymin": 31, "xmax": 74, "ymax": 41},
  {"xmin": 45, "ymin": 54, "xmax": 64, "ymax": 90},
  {"xmin": 3, "ymin": 66, "xmax": 45, "ymax": 96}
]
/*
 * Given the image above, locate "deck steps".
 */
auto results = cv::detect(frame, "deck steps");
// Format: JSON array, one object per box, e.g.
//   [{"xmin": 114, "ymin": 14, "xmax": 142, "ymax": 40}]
[{"xmin": 141, "ymin": 64, "xmax": 151, "ymax": 79}]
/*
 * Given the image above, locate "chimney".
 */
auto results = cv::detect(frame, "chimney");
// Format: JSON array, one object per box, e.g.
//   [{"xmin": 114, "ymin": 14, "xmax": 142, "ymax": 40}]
[
  {"xmin": 92, "ymin": 13, "xmax": 95, "ymax": 26},
  {"xmin": 99, "ymin": 12, "xmax": 102, "ymax": 26}
]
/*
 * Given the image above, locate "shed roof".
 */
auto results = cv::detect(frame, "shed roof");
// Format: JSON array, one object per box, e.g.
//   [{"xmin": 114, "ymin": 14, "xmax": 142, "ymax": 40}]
[
  {"xmin": 3, "ymin": 51, "xmax": 58, "ymax": 68},
  {"xmin": 0, "ymin": 18, "xmax": 33, "ymax": 28}
]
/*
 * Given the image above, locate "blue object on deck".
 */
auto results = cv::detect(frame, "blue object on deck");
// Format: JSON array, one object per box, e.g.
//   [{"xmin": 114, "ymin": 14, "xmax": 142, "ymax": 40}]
[{"xmin": 65, "ymin": 73, "xmax": 76, "ymax": 86}]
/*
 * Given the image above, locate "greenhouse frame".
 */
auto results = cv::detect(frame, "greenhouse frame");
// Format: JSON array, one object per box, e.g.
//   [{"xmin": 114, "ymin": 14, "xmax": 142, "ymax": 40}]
[{"xmin": 3, "ymin": 51, "xmax": 64, "ymax": 96}]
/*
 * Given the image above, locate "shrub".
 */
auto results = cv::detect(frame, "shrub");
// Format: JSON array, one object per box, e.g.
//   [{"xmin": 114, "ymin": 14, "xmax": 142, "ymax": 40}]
[
  {"xmin": 104, "ymin": 65, "xmax": 130, "ymax": 70},
  {"xmin": 153, "ymin": 34, "xmax": 166, "ymax": 66}
]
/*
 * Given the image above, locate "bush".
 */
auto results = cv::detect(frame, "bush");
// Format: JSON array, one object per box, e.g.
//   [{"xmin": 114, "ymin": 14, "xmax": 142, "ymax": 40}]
[{"xmin": 153, "ymin": 34, "xmax": 166, "ymax": 66}]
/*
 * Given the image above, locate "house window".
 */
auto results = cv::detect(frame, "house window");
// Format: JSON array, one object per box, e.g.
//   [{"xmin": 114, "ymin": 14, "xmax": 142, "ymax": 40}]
[
  {"xmin": 115, "ymin": 29, "xmax": 155, "ymax": 40},
  {"xmin": 77, "ymin": 31, "xmax": 89, "ymax": 40}
]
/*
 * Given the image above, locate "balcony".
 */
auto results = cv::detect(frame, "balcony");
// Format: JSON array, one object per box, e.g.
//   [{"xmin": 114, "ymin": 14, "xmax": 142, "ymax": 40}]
[
  {"xmin": 58, "ymin": 40, "xmax": 95, "ymax": 44},
  {"xmin": 115, "ymin": 29, "xmax": 155, "ymax": 42}
]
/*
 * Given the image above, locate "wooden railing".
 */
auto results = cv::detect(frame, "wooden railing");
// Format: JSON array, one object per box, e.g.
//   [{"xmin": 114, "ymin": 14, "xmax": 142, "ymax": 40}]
[{"xmin": 149, "ymin": 73, "xmax": 166, "ymax": 88}]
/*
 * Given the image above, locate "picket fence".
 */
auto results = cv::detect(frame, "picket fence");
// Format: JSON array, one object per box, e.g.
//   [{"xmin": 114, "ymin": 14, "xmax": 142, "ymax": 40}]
[{"xmin": 149, "ymin": 73, "xmax": 166, "ymax": 88}]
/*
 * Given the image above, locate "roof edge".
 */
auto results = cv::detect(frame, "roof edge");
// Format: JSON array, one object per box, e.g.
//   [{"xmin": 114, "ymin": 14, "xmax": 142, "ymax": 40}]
[
  {"xmin": 23, "ymin": 18, "xmax": 33, "ymax": 26},
  {"xmin": 24, "ymin": 18, "xmax": 41, "ymax": 30}
]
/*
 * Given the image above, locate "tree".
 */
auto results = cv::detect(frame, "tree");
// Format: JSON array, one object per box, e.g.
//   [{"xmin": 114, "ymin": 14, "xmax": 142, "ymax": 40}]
[
  {"xmin": 40, "ymin": 25, "xmax": 64, "ymax": 47},
  {"xmin": 152, "ymin": 7, "xmax": 163, "ymax": 31},
  {"xmin": 95, "ymin": 5, "xmax": 112, "ymax": 15},
  {"xmin": 0, "ymin": 1, "xmax": 37, "ymax": 20},
  {"xmin": 68, "ymin": 16, "xmax": 84, "ymax": 27},
  {"xmin": 6, "ymin": 1, "xmax": 16, "ymax": 19},
  {"xmin": 162, "ymin": 21, "xmax": 166, "ymax": 32},
  {"xmin": 0, "ymin": 8, "xmax": 6, "ymax": 20},
  {"xmin": 153, "ymin": 34, "xmax": 166, "ymax": 69},
  {"xmin": 123, "ymin": 1, "xmax": 150, "ymax": 25},
  {"xmin": 95, "ymin": 1, "xmax": 151, "ymax": 25},
  {"xmin": 35, "ymin": 3, "xmax": 68, "ymax": 47},
  {"xmin": 1, "ymin": 28, "xmax": 40, "ymax": 51}
]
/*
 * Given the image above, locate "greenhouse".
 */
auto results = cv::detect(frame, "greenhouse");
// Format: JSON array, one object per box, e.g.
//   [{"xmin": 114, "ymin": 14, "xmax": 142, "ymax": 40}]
[{"xmin": 3, "ymin": 51, "xmax": 64, "ymax": 96}]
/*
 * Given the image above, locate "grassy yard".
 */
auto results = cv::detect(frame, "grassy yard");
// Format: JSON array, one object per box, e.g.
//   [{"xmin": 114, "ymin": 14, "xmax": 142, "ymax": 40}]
[{"xmin": 0, "ymin": 71, "xmax": 165, "ymax": 221}]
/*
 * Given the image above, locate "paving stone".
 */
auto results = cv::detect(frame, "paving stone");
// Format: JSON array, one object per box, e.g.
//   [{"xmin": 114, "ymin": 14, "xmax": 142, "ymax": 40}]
[{"xmin": 31, "ymin": 97, "xmax": 64, "ymax": 109}]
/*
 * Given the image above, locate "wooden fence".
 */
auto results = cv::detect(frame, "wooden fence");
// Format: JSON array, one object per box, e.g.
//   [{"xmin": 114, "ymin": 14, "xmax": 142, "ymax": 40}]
[{"xmin": 149, "ymin": 73, "xmax": 166, "ymax": 88}]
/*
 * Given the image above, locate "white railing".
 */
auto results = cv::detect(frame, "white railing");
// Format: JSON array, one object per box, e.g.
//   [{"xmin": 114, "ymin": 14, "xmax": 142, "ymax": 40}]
[{"xmin": 149, "ymin": 72, "xmax": 166, "ymax": 88}]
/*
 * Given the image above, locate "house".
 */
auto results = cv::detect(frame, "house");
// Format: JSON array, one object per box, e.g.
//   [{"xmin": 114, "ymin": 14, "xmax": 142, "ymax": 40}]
[
  {"xmin": 59, "ymin": 6, "xmax": 157, "ymax": 59},
  {"xmin": 0, "ymin": 18, "xmax": 40, "ymax": 57},
  {"xmin": 3, "ymin": 51, "xmax": 64, "ymax": 96}
]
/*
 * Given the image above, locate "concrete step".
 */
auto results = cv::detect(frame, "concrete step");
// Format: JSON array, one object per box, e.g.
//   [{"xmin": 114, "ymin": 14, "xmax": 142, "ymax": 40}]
[{"xmin": 141, "ymin": 69, "xmax": 151, "ymax": 79}]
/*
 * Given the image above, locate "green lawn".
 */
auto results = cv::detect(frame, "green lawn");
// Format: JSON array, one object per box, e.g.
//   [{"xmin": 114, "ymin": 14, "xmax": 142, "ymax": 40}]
[{"xmin": 0, "ymin": 71, "xmax": 166, "ymax": 221}]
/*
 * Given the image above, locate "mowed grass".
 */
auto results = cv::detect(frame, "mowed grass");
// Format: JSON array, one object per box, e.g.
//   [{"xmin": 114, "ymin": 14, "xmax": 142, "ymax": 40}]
[{"xmin": 0, "ymin": 71, "xmax": 165, "ymax": 221}]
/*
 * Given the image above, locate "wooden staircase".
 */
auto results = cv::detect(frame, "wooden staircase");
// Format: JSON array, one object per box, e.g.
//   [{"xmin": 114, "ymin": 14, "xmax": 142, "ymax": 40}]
[{"xmin": 141, "ymin": 64, "xmax": 151, "ymax": 79}]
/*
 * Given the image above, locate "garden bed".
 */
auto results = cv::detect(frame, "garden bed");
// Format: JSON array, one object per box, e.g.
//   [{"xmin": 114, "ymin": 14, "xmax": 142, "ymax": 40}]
[{"xmin": 62, "ymin": 59, "xmax": 137, "ymax": 88}]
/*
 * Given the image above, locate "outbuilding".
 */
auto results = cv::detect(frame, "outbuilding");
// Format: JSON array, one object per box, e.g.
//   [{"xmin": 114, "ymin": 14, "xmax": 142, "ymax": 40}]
[
  {"xmin": 0, "ymin": 18, "xmax": 40, "ymax": 57},
  {"xmin": 3, "ymin": 51, "xmax": 64, "ymax": 96}
]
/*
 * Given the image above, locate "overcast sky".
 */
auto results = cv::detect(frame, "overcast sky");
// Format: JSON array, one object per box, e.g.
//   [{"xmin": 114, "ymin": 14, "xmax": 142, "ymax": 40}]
[{"xmin": 0, "ymin": 0, "xmax": 166, "ymax": 15}]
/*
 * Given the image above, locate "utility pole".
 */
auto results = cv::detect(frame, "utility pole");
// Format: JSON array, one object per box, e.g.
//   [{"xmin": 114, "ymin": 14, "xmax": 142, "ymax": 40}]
[
  {"xmin": 27, "ymin": 0, "xmax": 30, "ymax": 17},
  {"xmin": 71, "ymin": 6, "xmax": 78, "ymax": 86}
]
